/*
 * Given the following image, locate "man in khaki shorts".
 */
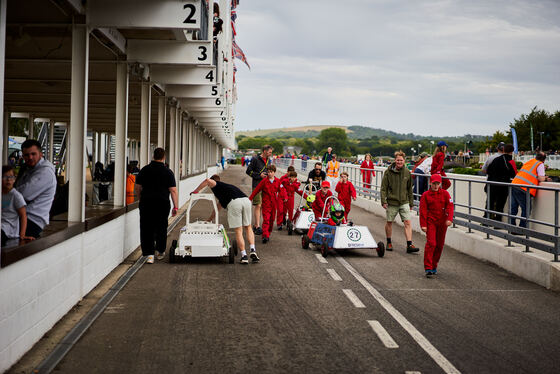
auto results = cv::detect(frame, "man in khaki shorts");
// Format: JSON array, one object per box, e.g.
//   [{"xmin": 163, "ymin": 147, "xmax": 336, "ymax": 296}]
[
  {"xmin": 380, "ymin": 151, "xmax": 419, "ymax": 253},
  {"xmin": 192, "ymin": 175, "xmax": 258, "ymax": 264}
]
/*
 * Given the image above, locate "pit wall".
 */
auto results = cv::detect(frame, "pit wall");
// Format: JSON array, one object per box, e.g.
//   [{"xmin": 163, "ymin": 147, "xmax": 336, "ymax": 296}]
[{"xmin": 0, "ymin": 166, "xmax": 219, "ymax": 373}]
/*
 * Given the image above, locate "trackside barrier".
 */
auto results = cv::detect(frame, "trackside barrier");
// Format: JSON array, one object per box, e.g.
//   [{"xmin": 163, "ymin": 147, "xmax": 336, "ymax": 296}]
[{"xmin": 272, "ymin": 158, "xmax": 560, "ymax": 262}]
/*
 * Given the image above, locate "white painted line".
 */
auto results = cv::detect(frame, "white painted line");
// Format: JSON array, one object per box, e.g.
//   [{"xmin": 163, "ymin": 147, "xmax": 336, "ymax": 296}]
[
  {"xmin": 315, "ymin": 253, "xmax": 328, "ymax": 264},
  {"xmin": 326, "ymin": 268, "xmax": 342, "ymax": 281},
  {"xmin": 342, "ymin": 289, "xmax": 366, "ymax": 308},
  {"xmin": 336, "ymin": 256, "xmax": 461, "ymax": 374},
  {"xmin": 405, "ymin": 371, "xmax": 422, "ymax": 374},
  {"xmin": 368, "ymin": 320, "xmax": 399, "ymax": 348}
]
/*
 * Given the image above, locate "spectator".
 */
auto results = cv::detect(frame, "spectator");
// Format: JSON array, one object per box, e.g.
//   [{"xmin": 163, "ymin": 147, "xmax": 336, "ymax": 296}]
[
  {"xmin": 2, "ymin": 165, "xmax": 34, "ymax": 246},
  {"xmin": 325, "ymin": 153, "xmax": 340, "ymax": 193},
  {"xmin": 192, "ymin": 175, "xmax": 259, "ymax": 264},
  {"xmin": 245, "ymin": 145, "xmax": 273, "ymax": 235},
  {"xmin": 413, "ymin": 152, "xmax": 432, "ymax": 200},
  {"xmin": 485, "ymin": 144, "xmax": 516, "ymax": 223},
  {"xmin": 322, "ymin": 147, "xmax": 333, "ymax": 164},
  {"xmin": 14, "ymin": 139, "xmax": 57, "ymax": 238},
  {"xmin": 135, "ymin": 148, "xmax": 178, "ymax": 264},
  {"xmin": 126, "ymin": 164, "xmax": 136, "ymax": 205},
  {"xmin": 482, "ymin": 142, "xmax": 505, "ymax": 174},
  {"xmin": 213, "ymin": 3, "xmax": 223, "ymax": 39},
  {"xmin": 430, "ymin": 141, "xmax": 451, "ymax": 190},
  {"xmin": 509, "ymin": 152, "xmax": 550, "ymax": 229},
  {"xmin": 360, "ymin": 153, "xmax": 375, "ymax": 191},
  {"xmin": 308, "ymin": 162, "xmax": 326, "ymax": 187},
  {"xmin": 381, "ymin": 151, "xmax": 418, "ymax": 253}
]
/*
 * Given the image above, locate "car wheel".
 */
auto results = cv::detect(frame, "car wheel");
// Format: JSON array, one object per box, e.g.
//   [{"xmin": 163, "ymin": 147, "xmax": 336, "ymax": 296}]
[
  {"xmin": 229, "ymin": 239, "xmax": 237, "ymax": 264},
  {"xmin": 168, "ymin": 240, "xmax": 178, "ymax": 263},
  {"xmin": 321, "ymin": 242, "xmax": 328, "ymax": 258},
  {"xmin": 287, "ymin": 220, "xmax": 294, "ymax": 235},
  {"xmin": 376, "ymin": 241, "xmax": 385, "ymax": 258},
  {"xmin": 301, "ymin": 235, "xmax": 310, "ymax": 249}
]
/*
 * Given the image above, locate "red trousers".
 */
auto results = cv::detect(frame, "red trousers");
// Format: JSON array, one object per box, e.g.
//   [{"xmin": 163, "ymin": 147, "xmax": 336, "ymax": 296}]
[
  {"xmin": 340, "ymin": 199, "xmax": 351, "ymax": 219},
  {"xmin": 423, "ymin": 221, "xmax": 447, "ymax": 270},
  {"xmin": 277, "ymin": 197, "xmax": 295, "ymax": 225},
  {"xmin": 262, "ymin": 203, "xmax": 276, "ymax": 239}
]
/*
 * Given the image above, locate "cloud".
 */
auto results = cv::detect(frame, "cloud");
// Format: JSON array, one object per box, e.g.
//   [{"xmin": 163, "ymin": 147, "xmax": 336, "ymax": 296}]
[{"xmin": 233, "ymin": 0, "xmax": 560, "ymax": 136}]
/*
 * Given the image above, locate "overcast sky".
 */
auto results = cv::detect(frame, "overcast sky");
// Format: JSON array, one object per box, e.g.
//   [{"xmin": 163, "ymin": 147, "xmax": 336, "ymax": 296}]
[{"xmin": 232, "ymin": 0, "xmax": 560, "ymax": 136}]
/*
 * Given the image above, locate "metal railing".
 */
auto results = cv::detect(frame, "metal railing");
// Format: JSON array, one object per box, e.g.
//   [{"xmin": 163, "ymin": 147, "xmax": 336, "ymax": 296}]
[{"xmin": 272, "ymin": 157, "xmax": 560, "ymax": 261}]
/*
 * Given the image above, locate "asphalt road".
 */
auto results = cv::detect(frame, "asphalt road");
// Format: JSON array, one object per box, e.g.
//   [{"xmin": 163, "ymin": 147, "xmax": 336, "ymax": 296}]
[{"xmin": 52, "ymin": 166, "xmax": 560, "ymax": 374}]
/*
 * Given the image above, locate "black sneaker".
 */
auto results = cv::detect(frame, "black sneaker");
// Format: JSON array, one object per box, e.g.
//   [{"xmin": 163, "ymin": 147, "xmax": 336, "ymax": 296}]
[
  {"xmin": 386, "ymin": 242, "xmax": 393, "ymax": 251},
  {"xmin": 406, "ymin": 244, "xmax": 419, "ymax": 253},
  {"xmin": 262, "ymin": 237, "xmax": 269, "ymax": 244},
  {"xmin": 277, "ymin": 225, "xmax": 283, "ymax": 231},
  {"xmin": 255, "ymin": 227, "xmax": 263, "ymax": 235},
  {"xmin": 240, "ymin": 255, "xmax": 249, "ymax": 264},
  {"xmin": 250, "ymin": 252, "xmax": 260, "ymax": 263},
  {"xmin": 425, "ymin": 269, "xmax": 433, "ymax": 278}
]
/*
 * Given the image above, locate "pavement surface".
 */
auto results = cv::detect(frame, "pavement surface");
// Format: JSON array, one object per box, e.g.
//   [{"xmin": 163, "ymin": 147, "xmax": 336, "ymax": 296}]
[{"xmin": 14, "ymin": 166, "xmax": 560, "ymax": 374}]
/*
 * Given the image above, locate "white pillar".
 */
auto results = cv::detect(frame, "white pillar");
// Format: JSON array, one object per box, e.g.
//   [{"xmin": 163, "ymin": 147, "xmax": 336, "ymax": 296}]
[
  {"xmin": 68, "ymin": 24, "xmax": 89, "ymax": 223},
  {"xmin": 157, "ymin": 96, "xmax": 166, "ymax": 148},
  {"xmin": 140, "ymin": 82, "xmax": 151, "ymax": 167},
  {"xmin": 181, "ymin": 117, "xmax": 188, "ymax": 176},
  {"xmin": 48, "ymin": 120, "xmax": 55, "ymax": 162},
  {"xmin": 114, "ymin": 63, "xmax": 129, "ymax": 207},
  {"xmin": 173, "ymin": 108, "xmax": 181, "ymax": 181},
  {"xmin": 168, "ymin": 105, "xmax": 176, "ymax": 171},
  {"xmin": 187, "ymin": 119, "xmax": 194, "ymax": 174},
  {"xmin": 3, "ymin": 112, "xmax": 8, "ymax": 162},
  {"xmin": 28, "ymin": 114, "xmax": 34, "ymax": 138}
]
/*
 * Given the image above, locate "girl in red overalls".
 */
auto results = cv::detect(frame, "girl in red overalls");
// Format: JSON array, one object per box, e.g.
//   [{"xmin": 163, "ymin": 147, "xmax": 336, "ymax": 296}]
[
  {"xmin": 335, "ymin": 171, "xmax": 356, "ymax": 219},
  {"xmin": 430, "ymin": 141, "xmax": 451, "ymax": 190},
  {"xmin": 419, "ymin": 174, "xmax": 454, "ymax": 277},
  {"xmin": 276, "ymin": 166, "xmax": 296, "ymax": 229},
  {"xmin": 360, "ymin": 153, "xmax": 375, "ymax": 190}
]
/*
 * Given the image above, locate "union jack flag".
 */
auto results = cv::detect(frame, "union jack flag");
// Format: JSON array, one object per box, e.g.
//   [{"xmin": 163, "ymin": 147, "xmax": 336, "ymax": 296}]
[{"xmin": 232, "ymin": 40, "xmax": 250, "ymax": 69}]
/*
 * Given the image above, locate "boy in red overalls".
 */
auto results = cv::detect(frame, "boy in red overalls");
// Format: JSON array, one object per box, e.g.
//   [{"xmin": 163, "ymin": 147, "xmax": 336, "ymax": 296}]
[
  {"xmin": 335, "ymin": 171, "xmax": 356, "ymax": 219},
  {"xmin": 278, "ymin": 171, "xmax": 300, "ymax": 229},
  {"xmin": 419, "ymin": 174, "xmax": 454, "ymax": 277},
  {"xmin": 312, "ymin": 181, "xmax": 333, "ymax": 220},
  {"xmin": 276, "ymin": 166, "xmax": 296, "ymax": 230},
  {"xmin": 249, "ymin": 165, "xmax": 287, "ymax": 243}
]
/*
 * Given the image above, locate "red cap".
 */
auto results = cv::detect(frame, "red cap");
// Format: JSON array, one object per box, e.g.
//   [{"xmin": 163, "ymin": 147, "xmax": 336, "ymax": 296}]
[
  {"xmin": 321, "ymin": 181, "xmax": 330, "ymax": 188},
  {"xmin": 430, "ymin": 174, "xmax": 442, "ymax": 184}
]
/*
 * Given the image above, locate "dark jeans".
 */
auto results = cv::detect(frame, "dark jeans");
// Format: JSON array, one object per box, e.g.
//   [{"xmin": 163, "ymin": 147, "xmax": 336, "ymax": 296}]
[
  {"xmin": 26, "ymin": 219, "xmax": 43, "ymax": 238},
  {"xmin": 140, "ymin": 201, "xmax": 171, "ymax": 256},
  {"xmin": 510, "ymin": 187, "xmax": 532, "ymax": 228},
  {"xmin": 413, "ymin": 169, "xmax": 428, "ymax": 200},
  {"xmin": 486, "ymin": 186, "xmax": 508, "ymax": 222}
]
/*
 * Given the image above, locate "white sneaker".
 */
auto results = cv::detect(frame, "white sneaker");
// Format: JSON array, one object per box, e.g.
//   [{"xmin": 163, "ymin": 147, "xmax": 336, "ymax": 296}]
[
  {"xmin": 146, "ymin": 255, "xmax": 155, "ymax": 264},
  {"xmin": 156, "ymin": 251, "xmax": 165, "ymax": 260}
]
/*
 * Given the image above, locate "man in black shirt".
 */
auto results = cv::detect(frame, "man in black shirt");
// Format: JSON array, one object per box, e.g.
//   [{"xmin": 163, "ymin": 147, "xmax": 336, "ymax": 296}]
[
  {"xmin": 245, "ymin": 145, "xmax": 273, "ymax": 234},
  {"xmin": 308, "ymin": 162, "xmax": 326, "ymax": 187},
  {"xmin": 192, "ymin": 175, "xmax": 259, "ymax": 264},
  {"xmin": 135, "ymin": 148, "xmax": 178, "ymax": 264}
]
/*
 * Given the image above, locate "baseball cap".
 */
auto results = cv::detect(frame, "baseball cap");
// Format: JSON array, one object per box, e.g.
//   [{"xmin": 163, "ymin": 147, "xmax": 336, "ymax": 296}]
[
  {"xmin": 437, "ymin": 141, "xmax": 448, "ymax": 147},
  {"xmin": 321, "ymin": 181, "xmax": 330, "ymax": 188},
  {"xmin": 430, "ymin": 174, "xmax": 442, "ymax": 184},
  {"xmin": 497, "ymin": 142, "xmax": 505, "ymax": 150}
]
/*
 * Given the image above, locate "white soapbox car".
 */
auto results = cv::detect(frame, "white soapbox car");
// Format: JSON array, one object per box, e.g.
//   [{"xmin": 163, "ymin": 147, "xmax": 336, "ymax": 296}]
[{"xmin": 169, "ymin": 193, "xmax": 237, "ymax": 263}]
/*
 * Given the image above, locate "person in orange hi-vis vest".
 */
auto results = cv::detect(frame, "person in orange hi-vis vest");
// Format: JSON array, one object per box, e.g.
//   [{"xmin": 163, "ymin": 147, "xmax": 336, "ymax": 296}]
[
  {"xmin": 509, "ymin": 152, "xmax": 550, "ymax": 229},
  {"xmin": 126, "ymin": 164, "xmax": 136, "ymax": 205},
  {"xmin": 325, "ymin": 154, "xmax": 340, "ymax": 193}
]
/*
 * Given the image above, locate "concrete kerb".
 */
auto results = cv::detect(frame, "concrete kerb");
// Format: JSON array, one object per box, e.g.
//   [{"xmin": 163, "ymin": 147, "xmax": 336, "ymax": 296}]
[{"xmin": 287, "ymin": 168, "xmax": 560, "ymax": 291}]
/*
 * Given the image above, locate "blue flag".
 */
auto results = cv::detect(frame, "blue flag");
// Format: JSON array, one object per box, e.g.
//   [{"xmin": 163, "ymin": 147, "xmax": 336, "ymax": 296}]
[{"xmin": 511, "ymin": 128, "xmax": 518, "ymax": 154}]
